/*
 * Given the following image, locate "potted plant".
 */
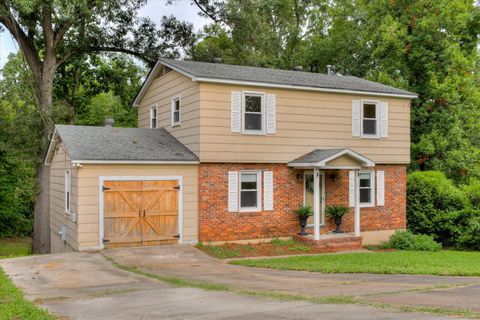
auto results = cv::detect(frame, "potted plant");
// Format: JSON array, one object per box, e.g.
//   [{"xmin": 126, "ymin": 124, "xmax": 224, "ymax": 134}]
[
  {"xmin": 326, "ymin": 205, "xmax": 349, "ymax": 233},
  {"xmin": 294, "ymin": 205, "xmax": 313, "ymax": 236}
]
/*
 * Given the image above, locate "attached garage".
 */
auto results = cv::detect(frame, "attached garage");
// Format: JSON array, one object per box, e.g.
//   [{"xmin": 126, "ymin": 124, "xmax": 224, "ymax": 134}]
[{"xmin": 44, "ymin": 124, "xmax": 199, "ymax": 253}]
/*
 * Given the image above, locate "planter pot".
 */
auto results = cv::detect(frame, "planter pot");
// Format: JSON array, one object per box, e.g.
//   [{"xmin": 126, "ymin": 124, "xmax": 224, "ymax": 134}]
[
  {"xmin": 334, "ymin": 216, "xmax": 343, "ymax": 233},
  {"xmin": 298, "ymin": 216, "xmax": 309, "ymax": 236}
]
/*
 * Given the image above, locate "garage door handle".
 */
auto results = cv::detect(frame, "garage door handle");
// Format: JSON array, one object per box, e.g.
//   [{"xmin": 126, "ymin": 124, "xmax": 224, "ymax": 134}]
[
  {"xmin": 138, "ymin": 210, "xmax": 141, "ymax": 218},
  {"xmin": 143, "ymin": 209, "xmax": 146, "ymax": 217}
]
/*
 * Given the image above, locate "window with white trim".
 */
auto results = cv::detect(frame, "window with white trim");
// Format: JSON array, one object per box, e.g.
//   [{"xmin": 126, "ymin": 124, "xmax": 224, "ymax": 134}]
[
  {"xmin": 242, "ymin": 92, "xmax": 265, "ymax": 134},
  {"xmin": 239, "ymin": 171, "xmax": 261, "ymax": 211},
  {"xmin": 171, "ymin": 96, "xmax": 181, "ymax": 126},
  {"xmin": 359, "ymin": 171, "xmax": 374, "ymax": 206},
  {"xmin": 65, "ymin": 170, "xmax": 71, "ymax": 213},
  {"xmin": 150, "ymin": 106, "xmax": 157, "ymax": 128},
  {"xmin": 361, "ymin": 101, "xmax": 378, "ymax": 137}
]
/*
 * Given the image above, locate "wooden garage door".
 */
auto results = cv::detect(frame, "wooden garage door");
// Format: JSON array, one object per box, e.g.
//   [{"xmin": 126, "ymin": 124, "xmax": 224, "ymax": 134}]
[{"xmin": 103, "ymin": 180, "xmax": 179, "ymax": 248}]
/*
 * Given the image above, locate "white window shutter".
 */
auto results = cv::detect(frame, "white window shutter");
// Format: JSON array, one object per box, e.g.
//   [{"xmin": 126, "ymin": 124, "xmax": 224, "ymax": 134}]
[
  {"xmin": 228, "ymin": 171, "xmax": 239, "ymax": 212},
  {"xmin": 352, "ymin": 100, "xmax": 361, "ymax": 137},
  {"xmin": 266, "ymin": 94, "xmax": 276, "ymax": 134},
  {"xmin": 263, "ymin": 171, "xmax": 273, "ymax": 211},
  {"xmin": 349, "ymin": 171, "xmax": 355, "ymax": 207},
  {"xmin": 231, "ymin": 91, "xmax": 241, "ymax": 133},
  {"xmin": 380, "ymin": 102, "xmax": 388, "ymax": 138},
  {"xmin": 377, "ymin": 171, "xmax": 385, "ymax": 206}
]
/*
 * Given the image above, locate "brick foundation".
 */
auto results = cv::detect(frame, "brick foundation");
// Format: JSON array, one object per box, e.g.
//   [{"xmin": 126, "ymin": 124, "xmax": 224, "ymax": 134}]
[{"xmin": 198, "ymin": 163, "xmax": 406, "ymax": 242}]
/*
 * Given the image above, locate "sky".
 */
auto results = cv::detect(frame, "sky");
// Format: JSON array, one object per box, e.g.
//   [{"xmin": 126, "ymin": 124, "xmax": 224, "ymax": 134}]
[{"xmin": 0, "ymin": 0, "xmax": 210, "ymax": 69}]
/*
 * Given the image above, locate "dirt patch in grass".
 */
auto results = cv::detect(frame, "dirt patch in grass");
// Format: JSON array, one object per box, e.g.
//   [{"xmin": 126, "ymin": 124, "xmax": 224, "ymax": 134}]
[{"xmin": 197, "ymin": 238, "xmax": 335, "ymax": 259}]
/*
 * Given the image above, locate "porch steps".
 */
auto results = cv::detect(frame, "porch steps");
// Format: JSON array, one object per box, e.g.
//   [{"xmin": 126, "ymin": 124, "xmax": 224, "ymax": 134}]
[{"xmin": 293, "ymin": 234, "xmax": 363, "ymax": 253}]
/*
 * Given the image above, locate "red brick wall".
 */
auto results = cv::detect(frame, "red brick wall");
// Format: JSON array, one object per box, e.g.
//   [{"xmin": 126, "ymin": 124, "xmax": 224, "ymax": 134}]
[{"xmin": 198, "ymin": 163, "xmax": 406, "ymax": 242}]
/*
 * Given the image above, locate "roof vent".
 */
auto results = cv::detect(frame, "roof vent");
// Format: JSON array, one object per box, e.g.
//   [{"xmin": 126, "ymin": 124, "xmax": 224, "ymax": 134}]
[
  {"xmin": 104, "ymin": 118, "xmax": 114, "ymax": 127},
  {"xmin": 212, "ymin": 57, "xmax": 223, "ymax": 64},
  {"xmin": 293, "ymin": 65, "xmax": 303, "ymax": 71},
  {"xmin": 326, "ymin": 65, "xmax": 334, "ymax": 75}
]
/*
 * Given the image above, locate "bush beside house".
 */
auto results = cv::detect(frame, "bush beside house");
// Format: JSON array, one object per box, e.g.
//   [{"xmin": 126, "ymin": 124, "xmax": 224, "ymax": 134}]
[{"xmin": 407, "ymin": 171, "xmax": 480, "ymax": 250}]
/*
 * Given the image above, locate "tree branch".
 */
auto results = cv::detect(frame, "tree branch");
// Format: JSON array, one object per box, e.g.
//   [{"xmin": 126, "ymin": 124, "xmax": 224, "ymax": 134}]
[
  {"xmin": 192, "ymin": 0, "xmax": 223, "ymax": 24},
  {"xmin": 57, "ymin": 46, "xmax": 155, "ymax": 67}
]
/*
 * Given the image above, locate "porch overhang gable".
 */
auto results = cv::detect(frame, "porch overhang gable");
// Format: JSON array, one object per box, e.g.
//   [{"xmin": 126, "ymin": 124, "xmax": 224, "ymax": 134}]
[{"xmin": 288, "ymin": 148, "xmax": 375, "ymax": 169}]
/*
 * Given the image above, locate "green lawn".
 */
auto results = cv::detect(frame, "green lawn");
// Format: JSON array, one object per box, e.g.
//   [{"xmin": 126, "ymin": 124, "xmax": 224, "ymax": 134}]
[
  {"xmin": 0, "ymin": 238, "xmax": 32, "ymax": 259},
  {"xmin": 230, "ymin": 250, "xmax": 480, "ymax": 276}
]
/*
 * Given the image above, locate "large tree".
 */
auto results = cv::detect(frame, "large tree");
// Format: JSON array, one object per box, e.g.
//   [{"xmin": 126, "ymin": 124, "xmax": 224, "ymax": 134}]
[{"xmin": 0, "ymin": 0, "xmax": 195, "ymax": 129}]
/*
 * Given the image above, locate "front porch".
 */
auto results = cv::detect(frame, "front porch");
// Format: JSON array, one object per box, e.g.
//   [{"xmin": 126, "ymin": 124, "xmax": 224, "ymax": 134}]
[{"xmin": 289, "ymin": 148, "xmax": 376, "ymax": 244}]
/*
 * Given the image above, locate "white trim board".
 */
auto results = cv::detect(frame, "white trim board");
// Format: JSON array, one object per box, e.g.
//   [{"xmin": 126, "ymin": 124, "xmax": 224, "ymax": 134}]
[
  {"xmin": 133, "ymin": 60, "xmax": 418, "ymax": 106},
  {"xmin": 73, "ymin": 160, "xmax": 199, "ymax": 165},
  {"xmin": 98, "ymin": 175, "xmax": 184, "ymax": 249}
]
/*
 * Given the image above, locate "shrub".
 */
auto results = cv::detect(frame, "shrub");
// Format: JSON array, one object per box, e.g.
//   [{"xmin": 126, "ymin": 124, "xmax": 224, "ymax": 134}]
[
  {"xmin": 294, "ymin": 205, "xmax": 313, "ymax": 219},
  {"xmin": 407, "ymin": 171, "xmax": 467, "ymax": 237},
  {"xmin": 434, "ymin": 209, "xmax": 480, "ymax": 247},
  {"xmin": 457, "ymin": 216, "xmax": 480, "ymax": 250},
  {"xmin": 462, "ymin": 180, "xmax": 480, "ymax": 209},
  {"xmin": 388, "ymin": 230, "xmax": 442, "ymax": 252}
]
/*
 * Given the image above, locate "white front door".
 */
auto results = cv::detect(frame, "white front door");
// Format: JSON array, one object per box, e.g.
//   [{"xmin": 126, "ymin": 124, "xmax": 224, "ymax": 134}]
[{"xmin": 304, "ymin": 171, "xmax": 325, "ymax": 226}]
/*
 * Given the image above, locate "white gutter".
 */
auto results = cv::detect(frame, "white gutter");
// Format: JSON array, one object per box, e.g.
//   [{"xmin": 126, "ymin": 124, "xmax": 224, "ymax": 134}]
[{"xmin": 71, "ymin": 160, "xmax": 200, "ymax": 165}]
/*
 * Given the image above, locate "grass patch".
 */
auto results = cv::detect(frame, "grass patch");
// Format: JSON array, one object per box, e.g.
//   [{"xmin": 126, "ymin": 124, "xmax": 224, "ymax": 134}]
[
  {"xmin": 230, "ymin": 250, "xmax": 480, "ymax": 276},
  {"xmin": 196, "ymin": 243, "xmax": 241, "ymax": 259},
  {"xmin": 0, "ymin": 238, "xmax": 32, "ymax": 259},
  {"xmin": 0, "ymin": 268, "xmax": 55, "ymax": 320},
  {"xmin": 104, "ymin": 255, "xmax": 229, "ymax": 291}
]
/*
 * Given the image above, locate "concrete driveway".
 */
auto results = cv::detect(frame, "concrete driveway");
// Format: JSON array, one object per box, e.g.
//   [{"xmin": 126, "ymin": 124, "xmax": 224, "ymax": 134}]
[{"xmin": 0, "ymin": 247, "xmax": 478, "ymax": 319}]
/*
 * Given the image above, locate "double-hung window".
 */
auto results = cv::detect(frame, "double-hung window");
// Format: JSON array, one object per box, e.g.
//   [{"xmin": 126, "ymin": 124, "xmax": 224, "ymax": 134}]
[
  {"xmin": 361, "ymin": 101, "xmax": 378, "ymax": 137},
  {"xmin": 359, "ymin": 171, "xmax": 374, "ymax": 207},
  {"xmin": 239, "ymin": 171, "xmax": 261, "ymax": 211},
  {"xmin": 171, "ymin": 96, "xmax": 181, "ymax": 126},
  {"xmin": 242, "ymin": 92, "xmax": 265, "ymax": 134},
  {"xmin": 150, "ymin": 106, "xmax": 157, "ymax": 129},
  {"xmin": 65, "ymin": 170, "xmax": 71, "ymax": 214}
]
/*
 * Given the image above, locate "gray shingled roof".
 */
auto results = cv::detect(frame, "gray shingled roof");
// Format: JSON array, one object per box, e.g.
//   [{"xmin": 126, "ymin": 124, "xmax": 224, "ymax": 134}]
[
  {"xmin": 54, "ymin": 125, "xmax": 198, "ymax": 162},
  {"xmin": 160, "ymin": 59, "xmax": 416, "ymax": 97},
  {"xmin": 289, "ymin": 149, "xmax": 349, "ymax": 164}
]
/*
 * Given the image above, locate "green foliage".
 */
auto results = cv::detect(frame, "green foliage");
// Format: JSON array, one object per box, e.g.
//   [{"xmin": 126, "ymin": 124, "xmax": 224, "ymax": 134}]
[
  {"xmin": 0, "ymin": 238, "xmax": 32, "ymax": 259},
  {"xmin": 326, "ymin": 205, "xmax": 349, "ymax": 219},
  {"xmin": 457, "ymin": 215, "xmax": 480, "ymax": 250},
  {"xmin": 388, "ymin": 231, "xmax": 442, "ymax": 252},
  {"xmin": 75, "ymin": 91, "xmax": 135, "ymax": 127},
  {"xmin": 406, "ymin": 171, "xmax": 467, "ymax": 237},
  {"xmin": 294, "ymin": 205, "xmax": 313, "ymax": 219},
  {"xmin": 461, "ymin": 180, "xmax": 480, "ymax": 209}
]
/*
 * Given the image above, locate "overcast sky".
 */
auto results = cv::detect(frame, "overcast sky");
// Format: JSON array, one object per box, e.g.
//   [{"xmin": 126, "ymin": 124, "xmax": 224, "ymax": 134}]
[{"xmin": 0, "ymin": 0, "xmax": 210, "ymax": 69}]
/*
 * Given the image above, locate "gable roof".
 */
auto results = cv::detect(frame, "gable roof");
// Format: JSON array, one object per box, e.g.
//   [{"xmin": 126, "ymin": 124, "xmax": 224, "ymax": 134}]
[
  {"xmin": 133, "ymin": 59, "xmax": 417, "ymax": 106},
  {"xmin": 45, "ymin": 125, "xmax": 199, "ymax": 164},
  {"xmin": 288, "ymin": 148, "xmax": 375, "ymax": 168}
]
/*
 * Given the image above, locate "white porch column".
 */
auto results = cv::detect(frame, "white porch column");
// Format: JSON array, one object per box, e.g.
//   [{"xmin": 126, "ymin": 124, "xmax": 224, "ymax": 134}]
[
  {"xmin": 313, "ymin": 168, "xmax": 321, "ymax": 240},
  {"xmin": 354, "ymin": 169, "xmax": 361, "ymax": 237}
]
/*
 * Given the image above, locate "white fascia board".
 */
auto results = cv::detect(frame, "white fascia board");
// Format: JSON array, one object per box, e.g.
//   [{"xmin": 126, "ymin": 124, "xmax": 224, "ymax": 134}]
[
  {"xmin": 71, "ymin": 160, "xmax": 199, "ymax": 165},
  {"xmin": 44, "ymin": 128, "xmax": 59, "ymax": 166},
  {"xmin": 195, "ymin": 77, "xmax": 418, "ymax": 99},
  {"xmin": 319, "ymin": 149, "xmax": 375, "ymax": 167}
]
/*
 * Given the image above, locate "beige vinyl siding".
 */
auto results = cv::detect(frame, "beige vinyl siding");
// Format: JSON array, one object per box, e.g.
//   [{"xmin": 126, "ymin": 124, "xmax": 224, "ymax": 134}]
[
  {"xmin": 137, "ymin": 70, "xmax": 200, "ymax": 155},
  {"xmin": 199, "ymin": 83, "xmax": 411, "ymax": 164},
  {"xmin": 49, "ymin": 143, "xmax": 78, "ymax": 253},
  {"xmin": 76, "ymin": 164, "xmax": 199, "ymax": 249}
]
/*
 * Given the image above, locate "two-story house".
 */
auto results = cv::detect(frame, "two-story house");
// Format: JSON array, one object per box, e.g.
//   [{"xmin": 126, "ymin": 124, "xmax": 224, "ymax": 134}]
[{"xmin": 44, "ymin": 59, "xmax": 416, "ymax": 253}]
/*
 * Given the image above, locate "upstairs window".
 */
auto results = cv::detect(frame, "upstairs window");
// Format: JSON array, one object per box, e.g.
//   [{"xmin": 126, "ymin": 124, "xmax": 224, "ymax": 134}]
[
  {"xmin": 150, "ymin": 106, "xmax": 157, "ymax": 129},
  {"xmin": 239, "ymin": 171, "xmax": 261, "ymax": 211},
  {"xmin": 171, "ymin": 96, "xmax": 181, "ymax": 126},
  {"xmin": 362, "ymin": 101, "xmax": 378, "ymax": 137},
  {"xmin": 242, "ymin": 92, "xmax": 265, "ymax": 134}
]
